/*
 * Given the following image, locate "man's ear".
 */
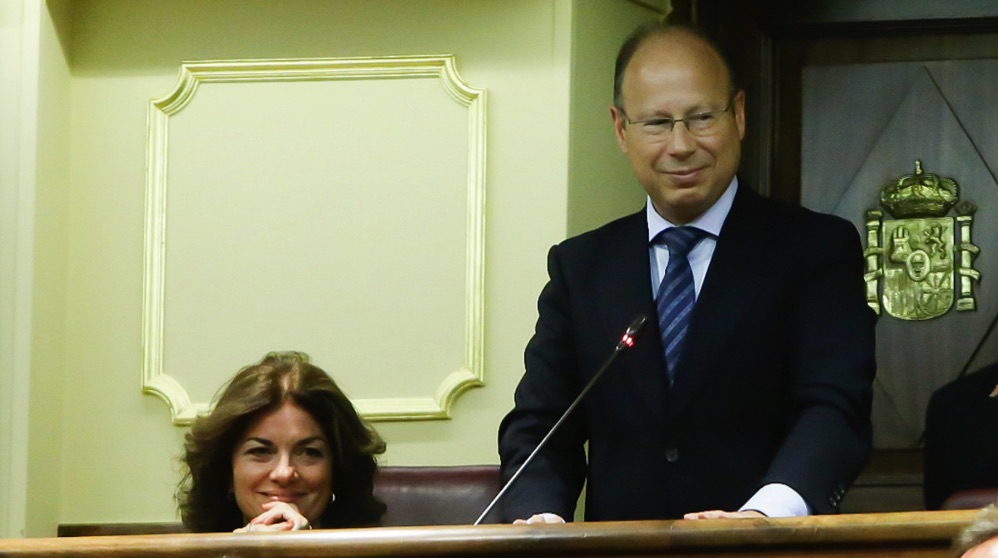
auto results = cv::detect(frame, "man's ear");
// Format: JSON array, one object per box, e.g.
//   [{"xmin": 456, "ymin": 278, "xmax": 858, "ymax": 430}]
[
  {"xmin": 610, "ymin": 106, "xmax": 629, "ymax": 153},
  {"xmin": 732, "ymin": 89, "xmax": 746, "ymax": 141}
]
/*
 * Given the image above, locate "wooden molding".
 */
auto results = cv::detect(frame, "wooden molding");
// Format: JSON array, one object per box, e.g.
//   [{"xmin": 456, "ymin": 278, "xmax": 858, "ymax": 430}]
[
  {"xmin": 142, "ymin": 56, "xmax": 487, "ymax": 425},
  {"xmin": 29, "ymin": 511, "xmax": 978, "ymax": 558}
]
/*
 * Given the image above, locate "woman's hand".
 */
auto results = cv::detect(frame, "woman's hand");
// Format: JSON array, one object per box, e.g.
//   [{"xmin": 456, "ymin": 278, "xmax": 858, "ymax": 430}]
[
  {"xmin": 234, "ymin": 501, "xmax": 312, "ymax": 532},
  {"xmin": 683, "ymin": 509, "xmax": 766, "ymax": 520},
  {"xmin": 513, "ymin": 512, "xmax": 565, "ymax": 524}
]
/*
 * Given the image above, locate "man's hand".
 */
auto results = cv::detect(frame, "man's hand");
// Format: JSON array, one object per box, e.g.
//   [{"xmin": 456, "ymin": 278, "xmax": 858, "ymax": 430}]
[
  {"xmin": 683, "ymin": 509, "xmax": 766, "ymax": 520},
  {"xmin": 235, "ymin": 501, "xmax": 312, "ymax": 532},
  {"xmin": 513, "ymin": 512, "xmax": 566, "ymax": 525}
]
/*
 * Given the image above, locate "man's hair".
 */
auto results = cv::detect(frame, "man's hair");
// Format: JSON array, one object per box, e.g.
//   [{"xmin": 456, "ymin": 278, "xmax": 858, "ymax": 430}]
[
  {"xmin": 955, "ymin": 504, "xmax": 998, "ymax": 555},
  {"xmin": 612, "ymin": 21, "xmax": 737, "ymax": 111},
  {"xmin": 177, "ymin": 351, "xmax": 387, "ymax": 532}
]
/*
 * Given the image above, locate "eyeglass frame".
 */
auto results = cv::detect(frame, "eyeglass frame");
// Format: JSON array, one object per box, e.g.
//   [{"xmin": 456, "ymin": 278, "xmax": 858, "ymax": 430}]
[{"xmin": 620, "ymin": 96, "xmax": 737, "ymax": 138}]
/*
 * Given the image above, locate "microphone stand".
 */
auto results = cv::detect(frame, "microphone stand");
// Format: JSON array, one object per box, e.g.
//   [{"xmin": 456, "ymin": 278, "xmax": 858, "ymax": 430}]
[{"xmin": 474, "ymin": 315, "xmax": 647, "ymax": 525}]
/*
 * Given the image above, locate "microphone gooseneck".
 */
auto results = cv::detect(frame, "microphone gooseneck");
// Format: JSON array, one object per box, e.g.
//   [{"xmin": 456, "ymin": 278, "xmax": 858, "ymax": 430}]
[{"xmin": 473, "ymin": 315, "xmax": 647, "ymax": 525}]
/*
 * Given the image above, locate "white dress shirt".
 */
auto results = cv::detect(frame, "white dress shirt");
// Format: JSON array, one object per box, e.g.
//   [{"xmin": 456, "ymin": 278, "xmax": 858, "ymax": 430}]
[{"xmin": 645, "ymin": 177, "xmax": 811, "ymax": 518}]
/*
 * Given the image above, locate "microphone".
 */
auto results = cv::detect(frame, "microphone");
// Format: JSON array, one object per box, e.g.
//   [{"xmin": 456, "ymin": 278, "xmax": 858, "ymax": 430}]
[{"xmin": 474, "ymin": 315, "xmax": 647, "ymax": 525}]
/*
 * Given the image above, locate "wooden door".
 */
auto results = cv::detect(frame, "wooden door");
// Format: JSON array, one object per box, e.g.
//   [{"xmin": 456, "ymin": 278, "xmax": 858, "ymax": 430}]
[{"xmin": 683, "ymin": 0, "xmax": 998, "ymax": 511}]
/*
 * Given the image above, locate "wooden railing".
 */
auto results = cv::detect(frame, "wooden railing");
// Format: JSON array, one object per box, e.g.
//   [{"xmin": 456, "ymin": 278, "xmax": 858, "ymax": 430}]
[{"xmin": 0, "ymin": 510, "xmax": 978, "ymax": 557}]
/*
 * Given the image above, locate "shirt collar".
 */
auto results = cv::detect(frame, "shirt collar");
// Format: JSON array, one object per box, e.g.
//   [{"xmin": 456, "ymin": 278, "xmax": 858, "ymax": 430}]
[{"xmin": 646, "ymin": 176, "xmax": 738, "ymax": 243}]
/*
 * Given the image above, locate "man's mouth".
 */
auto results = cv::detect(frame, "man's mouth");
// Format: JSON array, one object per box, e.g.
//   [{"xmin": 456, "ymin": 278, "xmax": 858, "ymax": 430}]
[{"xmin": 666, "ymin": 167, "xmax": 703, "ymax": 178}]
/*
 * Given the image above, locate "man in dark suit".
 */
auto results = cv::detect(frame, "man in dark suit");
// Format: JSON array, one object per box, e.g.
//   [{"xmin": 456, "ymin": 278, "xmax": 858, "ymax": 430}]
[
  {"xmin": 497, "ymin": 22, "xmax": 876, "ymax": 523},
  {"xmin": 924, "ymin": 362, "xmax": 998, "ymax": 510}
]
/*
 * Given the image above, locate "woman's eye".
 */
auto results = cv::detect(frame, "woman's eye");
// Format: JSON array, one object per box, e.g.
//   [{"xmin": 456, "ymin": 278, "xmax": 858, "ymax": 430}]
[
  {"xmin": 246, "ymin": 446, "xmax": 271, "ymax": 457},
  {"xmin": 301, "ymin": 447, "xmax": 325, "ymax": 459},
  {"xmin": 293, "ymin": 445, "xmax": 328, "ymax": 462}
]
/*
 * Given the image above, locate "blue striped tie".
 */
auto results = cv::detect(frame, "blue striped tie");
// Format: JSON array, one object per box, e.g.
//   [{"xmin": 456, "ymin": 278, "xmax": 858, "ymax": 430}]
[{"xmin": 654, "ymin": 226, "xmax": 707, "ymax": 387}]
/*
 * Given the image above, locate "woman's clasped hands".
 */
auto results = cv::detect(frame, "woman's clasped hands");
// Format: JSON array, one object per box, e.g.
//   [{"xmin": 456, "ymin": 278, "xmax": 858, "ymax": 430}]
[{"xmin": 235, "ymin": 501, "xmax": 312, "ymax": 532}]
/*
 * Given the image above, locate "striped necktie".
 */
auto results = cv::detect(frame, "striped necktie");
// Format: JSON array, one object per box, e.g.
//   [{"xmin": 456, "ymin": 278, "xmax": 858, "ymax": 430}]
[{"xmin": 654, "ymin": 226, "xmax": 707, "ymax": 387}]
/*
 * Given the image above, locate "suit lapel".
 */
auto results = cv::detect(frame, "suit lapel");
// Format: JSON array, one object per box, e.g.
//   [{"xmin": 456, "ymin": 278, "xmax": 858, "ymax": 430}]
[
  {"xmin": 590, "ymin": 211, "xmax": 669, "ymax": 425},
  {"xmin": 666, "ymin": 187, "xmax": 777, "ymax": 420}
]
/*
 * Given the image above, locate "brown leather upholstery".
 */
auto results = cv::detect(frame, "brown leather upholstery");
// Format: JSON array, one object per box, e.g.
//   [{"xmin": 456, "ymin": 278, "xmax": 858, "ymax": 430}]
[
  {"xmin": 58, "ymin": 522, "xmax": 185, "ymax": 537},
  {"xmin": 940, "ymin": 487, "xmax": 998, "ymax": 510},
  {"xmin": 59, "ymin": 464, "xmax": 502, "ymax": 535},
  {"xmin": 374, "ymin": 465, "xmax": 501, "ymax": 526}
]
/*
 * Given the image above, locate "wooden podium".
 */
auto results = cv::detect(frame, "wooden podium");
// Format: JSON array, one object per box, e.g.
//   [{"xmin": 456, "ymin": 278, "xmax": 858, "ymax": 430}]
[{"xmin": 0, "ymin": 510, "xmax": 979, "ymax": 557}]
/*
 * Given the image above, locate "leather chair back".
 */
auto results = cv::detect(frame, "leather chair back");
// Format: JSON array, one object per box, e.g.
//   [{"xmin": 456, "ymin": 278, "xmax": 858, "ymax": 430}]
[
  {"xmin": 59, "ymin": 464, "xmax": 503, "ymax": 535},
  {"xmin": 374, "ymin": 465, "xmax": 502, "ymax": 526},
  {"xmin": 941, "ymin": 488, "xmax": 998, "ymax": 510}
]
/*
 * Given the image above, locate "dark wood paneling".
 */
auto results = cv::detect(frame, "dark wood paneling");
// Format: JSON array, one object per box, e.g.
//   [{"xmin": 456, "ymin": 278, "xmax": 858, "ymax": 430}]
[
  {"xmin": 689, "ymin": 0, "xmax": 998, "ymax": 513},
  {"xmin": 843, "ymin": 450, "xmax": 925, "ymax": 513},
  {"xmin": 687, "ymin": 0, "xmax": 998, "ymax": 203}
]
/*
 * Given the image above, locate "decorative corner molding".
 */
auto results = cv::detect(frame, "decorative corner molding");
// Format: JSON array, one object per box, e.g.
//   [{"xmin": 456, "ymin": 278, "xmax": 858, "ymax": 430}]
[
  {"xmin": 352, "ymin": 366, "xmax": 483, "ymax": 421},
  {"xmin": 142, "ymin": 56, "xmax": 487, "ymax": 425}
]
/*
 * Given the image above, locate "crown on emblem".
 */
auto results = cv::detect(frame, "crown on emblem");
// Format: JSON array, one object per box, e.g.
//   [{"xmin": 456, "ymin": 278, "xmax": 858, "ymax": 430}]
[{"xmin": 880, "ymin": 160, "xmax": 959, "ymax": 218}]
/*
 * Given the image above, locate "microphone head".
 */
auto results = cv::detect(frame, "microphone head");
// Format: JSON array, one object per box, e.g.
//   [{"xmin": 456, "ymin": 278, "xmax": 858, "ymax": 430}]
[{"xmin": 618, "ymin": 315, "xmax": 647, "ymax": 349}]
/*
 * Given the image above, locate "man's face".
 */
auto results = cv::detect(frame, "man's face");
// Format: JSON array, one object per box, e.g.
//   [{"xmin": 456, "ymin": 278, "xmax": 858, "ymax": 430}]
[{"xmin": 611, "ymin": 32, "xmax": 745, "ymax": 225}]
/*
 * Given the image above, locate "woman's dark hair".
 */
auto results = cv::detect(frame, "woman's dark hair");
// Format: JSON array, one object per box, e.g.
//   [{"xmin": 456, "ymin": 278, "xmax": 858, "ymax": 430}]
[{"xmin": 177, "ymin": 351, "xmax": 386, "ymax": 532}]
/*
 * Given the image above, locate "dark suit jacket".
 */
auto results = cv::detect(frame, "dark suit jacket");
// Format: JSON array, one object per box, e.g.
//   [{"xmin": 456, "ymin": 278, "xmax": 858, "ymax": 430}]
[
  {"xmin": 498, "ymin": 185, "xmax": 876, "ymax": 521},
  {"xmin": 923, "ymin": 362, "xmax": 998, "ymax": 510}
]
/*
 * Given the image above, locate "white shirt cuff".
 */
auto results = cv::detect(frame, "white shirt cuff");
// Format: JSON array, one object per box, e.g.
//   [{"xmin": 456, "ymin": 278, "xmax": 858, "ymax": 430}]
[{"xmin": 739, "ymin": 483, "xmax": 811, "ymax": 518}]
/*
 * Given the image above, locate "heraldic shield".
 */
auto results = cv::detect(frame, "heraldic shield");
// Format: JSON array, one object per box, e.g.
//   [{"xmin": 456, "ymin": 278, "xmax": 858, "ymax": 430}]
[
  {"xmin": 864, "ymin": 160, "xmax": 980, "ymax": 321},
  {"xmin": 881, "ymin": 218, "xmax": 954, "ymax": 319}
]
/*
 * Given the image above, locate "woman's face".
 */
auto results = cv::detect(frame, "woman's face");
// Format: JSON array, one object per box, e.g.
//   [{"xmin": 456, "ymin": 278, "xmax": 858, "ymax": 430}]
[{"xmin": 231, "ymin": 401, "xmax": 333, "ymax": 525}]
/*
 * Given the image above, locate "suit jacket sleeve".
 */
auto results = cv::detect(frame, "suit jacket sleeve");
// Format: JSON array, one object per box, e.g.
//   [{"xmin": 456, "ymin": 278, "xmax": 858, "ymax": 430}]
[
  {"xmin": 497, "ymin": 243, "xmax": 589, "ymax": 522},
  {"xmin": 756, "ymin": 214, "xmax": 876, "ymax": 513}
]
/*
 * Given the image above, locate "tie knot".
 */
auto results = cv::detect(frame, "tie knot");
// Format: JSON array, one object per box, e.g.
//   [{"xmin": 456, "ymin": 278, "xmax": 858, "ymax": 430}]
[{"xmin": 655, "ymin": 226, "xmax": 707, "ymax": 258}]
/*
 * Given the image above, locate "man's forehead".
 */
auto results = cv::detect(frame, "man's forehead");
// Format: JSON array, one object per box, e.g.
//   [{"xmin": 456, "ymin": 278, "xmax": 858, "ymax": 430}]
[
  {"xmin": 633, "ymin": 32, "xmax": 719, "ymax": 68},
  {"xmin": 622, "ymin": 38, "xmax": 729, "ymax": 97},
  {"xmin": 625, "ymin": 30, "xmax": 730, "ymax": 85}
]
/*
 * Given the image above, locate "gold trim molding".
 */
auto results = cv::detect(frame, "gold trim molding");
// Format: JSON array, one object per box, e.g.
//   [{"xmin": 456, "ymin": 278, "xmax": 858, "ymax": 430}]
[{"xmin": 142, "ymin": 56, "xmax": 487, "ymax": 425}]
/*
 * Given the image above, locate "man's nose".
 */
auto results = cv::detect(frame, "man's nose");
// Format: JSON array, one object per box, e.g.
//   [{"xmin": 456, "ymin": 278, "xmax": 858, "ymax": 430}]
[{"xmin": 665, "ymin": 122, "xmax": 697, "ymax": 155}]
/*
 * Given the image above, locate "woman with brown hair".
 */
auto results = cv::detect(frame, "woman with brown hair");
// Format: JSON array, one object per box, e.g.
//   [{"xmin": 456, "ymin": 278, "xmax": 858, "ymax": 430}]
[{"xmin": 177, "ymin": 351, "xmax": 385, "ymax": 532}]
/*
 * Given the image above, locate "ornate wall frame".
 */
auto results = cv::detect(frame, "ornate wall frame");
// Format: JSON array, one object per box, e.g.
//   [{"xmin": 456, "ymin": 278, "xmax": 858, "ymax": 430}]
[{"xmin": 142, "ymin": 56, "xmax": 486, "ymax": 425}]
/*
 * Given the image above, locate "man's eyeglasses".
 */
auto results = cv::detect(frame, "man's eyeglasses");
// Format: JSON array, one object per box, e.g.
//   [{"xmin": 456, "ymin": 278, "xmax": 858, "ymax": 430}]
[{"xmin": 622, "ymin": 98, "xmax": 734, "ymax": 139}]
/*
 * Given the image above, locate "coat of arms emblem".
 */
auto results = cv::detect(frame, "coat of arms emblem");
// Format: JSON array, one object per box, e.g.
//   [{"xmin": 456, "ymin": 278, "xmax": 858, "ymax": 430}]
[{"xmin": 863, "ymin": 160, "xmax": 980, "ymax": 320}]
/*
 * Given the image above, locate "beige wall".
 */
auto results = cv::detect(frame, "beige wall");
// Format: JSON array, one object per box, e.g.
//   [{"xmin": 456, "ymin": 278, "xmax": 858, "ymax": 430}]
[
  {"xmin": 568, "ymin": 0, "xmax": 655, "ymax": 236},
  {"xmin": 26, "ymin": 0, "xmax": 71, "ymax": 537},
  {"xmin": 0, "ymin": 0, "xmax": 32, "ymax": 538},
  {"xmin": 1, "ymin": 0, "xmax": 665, "ymax": 537}
]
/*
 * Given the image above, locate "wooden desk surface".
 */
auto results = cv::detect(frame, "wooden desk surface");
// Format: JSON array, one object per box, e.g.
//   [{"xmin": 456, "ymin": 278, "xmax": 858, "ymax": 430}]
[{"xmin": 0, "ymin": 510, "xmax": 979, "ymax": 557}]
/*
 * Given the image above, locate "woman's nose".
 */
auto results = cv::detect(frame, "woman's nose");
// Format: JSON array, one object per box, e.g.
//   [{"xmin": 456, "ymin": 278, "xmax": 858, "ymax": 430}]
[{"xmin": 269, "ymin": 454, "xmax": 296, "ymax": 482}]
